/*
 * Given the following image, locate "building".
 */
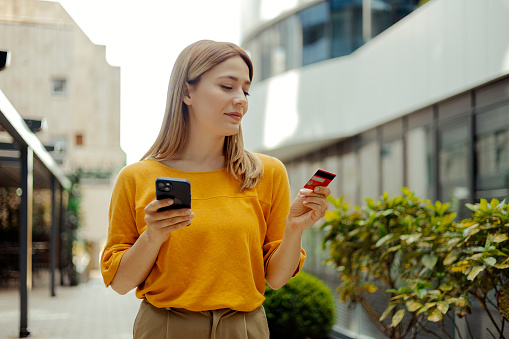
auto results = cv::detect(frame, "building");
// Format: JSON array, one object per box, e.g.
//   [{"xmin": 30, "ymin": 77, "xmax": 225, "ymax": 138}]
[
  {"xmin": 0, "ymin": 0, "xmax": 125, "ymax": 271},
  {"xmin": 240, "ymin": 0, "xmax": 509, "ymax": 337}
]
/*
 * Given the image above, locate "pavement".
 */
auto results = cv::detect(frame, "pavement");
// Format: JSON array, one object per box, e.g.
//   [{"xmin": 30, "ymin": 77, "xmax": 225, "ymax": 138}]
[{"xmin": 0, "ymin": 270, "xmax": 141, "ymax": 339}]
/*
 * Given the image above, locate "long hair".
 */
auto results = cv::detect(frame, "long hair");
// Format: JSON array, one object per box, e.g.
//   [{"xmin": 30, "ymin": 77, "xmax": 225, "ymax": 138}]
[{"xmin": 141, "ymin": 40, "xmax": 263, "ymax": 191}]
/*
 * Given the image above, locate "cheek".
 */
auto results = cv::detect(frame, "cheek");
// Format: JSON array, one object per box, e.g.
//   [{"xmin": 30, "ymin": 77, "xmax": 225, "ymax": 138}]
[{"xmin": 203, "ymin": 88, "xmax": 226, "ymax": 107}]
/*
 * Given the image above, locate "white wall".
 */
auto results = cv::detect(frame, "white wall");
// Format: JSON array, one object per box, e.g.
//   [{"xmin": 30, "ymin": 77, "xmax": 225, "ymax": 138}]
[
  {"xmin": 242, "ymin": 0, "xmax": 509, "ymax": 155},
  {"xmin": 241, "ymin": 0, "xmax": 318, "ymax": 38}
]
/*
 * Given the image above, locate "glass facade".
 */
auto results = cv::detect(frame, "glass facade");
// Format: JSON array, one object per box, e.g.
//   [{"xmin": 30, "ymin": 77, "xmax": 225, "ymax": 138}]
[
  {"xmin": 282, "ymin": 76, "xmax": 509, "ymax": 338},
  {"xmin": 243, "ymin": 0, "xmax": 418, "ymax": 81},
  {"xmin": 438, "ymin": 119, "xmax": 471, "ymax": 218},
  {"xmin": 476, "ymin": 104, "xmax": 509, "ymax": 195}
]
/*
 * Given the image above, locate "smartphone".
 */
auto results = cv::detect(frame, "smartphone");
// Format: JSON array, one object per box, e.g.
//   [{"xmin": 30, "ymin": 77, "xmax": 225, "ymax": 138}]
[
  {"xmin": 155, "ymin": 177, "xmax": 191, "ymax": 211},
  {"xmin": 304, "ymin": 169, "xmax": 336, "ymax": 190}
]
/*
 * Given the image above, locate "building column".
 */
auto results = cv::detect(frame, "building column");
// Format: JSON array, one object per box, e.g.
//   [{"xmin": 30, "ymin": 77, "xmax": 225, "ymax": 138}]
[
  {"xmin": 19, "ymin": 146, "xmax": 33, "ymax": 338},
  {"xmin": 362, "ymin": 0, "xmax": 372, "ymax": 43},
  {"xmin": 50, "ymin": 176, "xmax": 59, "ymax": 297}
]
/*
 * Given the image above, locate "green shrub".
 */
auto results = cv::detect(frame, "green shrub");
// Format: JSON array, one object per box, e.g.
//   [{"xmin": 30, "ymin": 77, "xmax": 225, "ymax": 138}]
[
  {"xmin": 263, "ymin": 271, "xmax": 335, "ymax": 339},
  {"xmin": 322, "ymin": 189, "xmax": 509, "ymax": 339}
]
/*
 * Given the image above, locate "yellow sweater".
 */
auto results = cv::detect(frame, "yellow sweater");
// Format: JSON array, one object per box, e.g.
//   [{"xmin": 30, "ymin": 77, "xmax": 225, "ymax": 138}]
[{"xmin": 101, "ymin": 154, "xmax": 306, "ymax": 312}]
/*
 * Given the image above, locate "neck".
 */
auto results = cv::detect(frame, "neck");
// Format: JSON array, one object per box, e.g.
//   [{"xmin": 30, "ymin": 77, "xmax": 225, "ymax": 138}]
[{"xmin": 165, "ymin": 132, "xmax": 226, "ymax": 172}]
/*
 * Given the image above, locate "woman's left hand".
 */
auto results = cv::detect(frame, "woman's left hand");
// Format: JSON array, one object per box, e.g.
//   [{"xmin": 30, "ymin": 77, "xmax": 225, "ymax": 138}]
[{"xmin": 287, "ymin": 186, "xmax": 331, "ymax": 232}]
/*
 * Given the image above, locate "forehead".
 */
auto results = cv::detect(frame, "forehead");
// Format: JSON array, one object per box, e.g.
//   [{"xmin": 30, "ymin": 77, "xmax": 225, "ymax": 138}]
[{"xmin": 205, "ymin": 56, "xmax": 251, "ymax": 84}]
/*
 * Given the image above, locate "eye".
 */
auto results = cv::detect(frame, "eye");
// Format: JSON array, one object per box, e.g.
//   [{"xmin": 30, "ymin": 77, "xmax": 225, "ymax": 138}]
[
  {"xmin": 221, "ymin": 85, "xmax": 232, "ymax": 90},
  {"xmin": 244, "ymin": 91, "xmax": 250, "ymax": 97}
]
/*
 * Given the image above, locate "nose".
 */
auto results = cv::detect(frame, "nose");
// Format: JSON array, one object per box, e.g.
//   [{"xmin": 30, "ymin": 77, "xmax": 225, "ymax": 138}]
[{"xmin": 233, "ymin": 90, "xmax": 248, "ymax": 107}]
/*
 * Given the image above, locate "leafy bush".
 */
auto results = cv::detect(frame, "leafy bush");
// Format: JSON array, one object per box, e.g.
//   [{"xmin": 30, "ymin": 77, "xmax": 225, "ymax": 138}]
[
  {"xmin": 263, "ymin": 271, "xmax": 335, "ymax": 339},
  {"xmin": 322, "ymin": 189, "xmax": 509, "ymax": 339}
]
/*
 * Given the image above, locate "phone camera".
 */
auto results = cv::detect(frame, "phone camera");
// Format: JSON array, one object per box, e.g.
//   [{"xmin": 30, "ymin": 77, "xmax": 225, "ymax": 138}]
[{"xmin": 157, "ymin": 182, "xmax": 173, "ymax": 192}]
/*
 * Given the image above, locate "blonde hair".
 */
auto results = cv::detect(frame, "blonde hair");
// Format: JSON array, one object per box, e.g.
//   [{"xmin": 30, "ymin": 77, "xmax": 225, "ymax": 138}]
[{"xmin": 141, "ymin": 40, "xmax": 263, "ymax": 191}]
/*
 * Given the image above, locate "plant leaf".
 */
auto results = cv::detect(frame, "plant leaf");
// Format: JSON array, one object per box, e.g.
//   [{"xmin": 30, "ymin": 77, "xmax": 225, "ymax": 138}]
[
  {"xmin": 418, "ymin": 302, "xmax": 437, "ymax": 314},
  {"xmin": 443, "ymin": 251, "xmax": 459, "ymax": 266},
  {"xmin": 465, "ymin": 203, "xmax": 478, "ymax": 211},
  {"xmin": 464, "ymin": 246, "xmax": 485, "ymax": 253},
  {"xmin": 493, "ymin": 234, "xmax": 509, "ymax": 243},
  {"xmin": 363, "ymin": 283, "xmax": 378, "ymax": 293},
  {"xmin": 422, "ymin": 254, "xmax": 438, "ymax": 270},
  {"xmin": 380, "ymin": 303, "xmax": 396, "ymax": 321},
  {"xmin": 490, "ymin": 198, "xmax": 500, "ymax": 208},
  {"xmin": 400, "ymin": 233, "xmax": 422, "ymax": 244},
  {"xmin": 483, "ymin": 257, "xmax": 497, "ymax": 267},
  {"xmin": 497, "ymin": 285, "xmax": 509, "ymax": 321},
  {"xmin": 463, "ymin": 225, "xmax": 480, "ymax": 237},
  {"xmin": 451, "ymin": 260, "xmax": 475, "ymax": 273},
  {"xmin": 428, "ymin": 309, "xmax": 445, "ymax": 322},
  {"xmin": 406, "ymin": 300, "xmax": 423, "ymax": 312},
  {"xmin": 467, "ymin": 265, "xmax": 486, "ymax": 280},
  {"xmin": 437, "ymin": 301, "xmax": 449, "ymax": 314},
  {"xmin": 391, "ymin": 309, "xmax": 405, "ymax": 327},
  {"xmin": 376, "ymin": 234, "xmax": 395, "ymax": 248},
  {"xmin": 494, "ymin": 258, "xmax": 509, "ymax": 269},
  {"xmin": 416, "ymin": 288, "xmax": 427, "ymax": 299}
]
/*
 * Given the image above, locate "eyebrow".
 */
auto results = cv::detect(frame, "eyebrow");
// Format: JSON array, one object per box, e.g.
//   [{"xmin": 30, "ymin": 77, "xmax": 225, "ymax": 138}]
[{"xmin": 218, "ymin": 75, "xmax": 251, "ymax": 85}]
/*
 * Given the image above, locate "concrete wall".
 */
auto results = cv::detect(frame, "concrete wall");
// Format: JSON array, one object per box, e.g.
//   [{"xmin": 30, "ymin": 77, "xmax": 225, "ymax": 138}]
[
  {"xmin": 0, "ymin": 0, "xmax": 125, "ymax": 269},
  {"xmin": 0, "ymin": 0, "xmax": 124, "ymax": 172}
]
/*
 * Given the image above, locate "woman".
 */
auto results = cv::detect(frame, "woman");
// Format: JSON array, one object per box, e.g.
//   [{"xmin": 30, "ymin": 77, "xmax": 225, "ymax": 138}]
[{"xmin": 101, "ymin": 40, "xmax": 331, "ymax": 338}]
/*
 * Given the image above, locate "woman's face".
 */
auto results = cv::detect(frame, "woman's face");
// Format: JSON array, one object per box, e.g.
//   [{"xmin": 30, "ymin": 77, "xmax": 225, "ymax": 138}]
[{"xmin": 184, "ymin": 56, "xmax": 251, "ymax": 138}]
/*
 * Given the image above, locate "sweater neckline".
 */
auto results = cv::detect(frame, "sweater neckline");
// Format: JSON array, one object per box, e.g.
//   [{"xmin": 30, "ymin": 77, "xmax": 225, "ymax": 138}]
[{"xmin": 146, "ymin": 158, "xmax": 226, "ymax": 175}]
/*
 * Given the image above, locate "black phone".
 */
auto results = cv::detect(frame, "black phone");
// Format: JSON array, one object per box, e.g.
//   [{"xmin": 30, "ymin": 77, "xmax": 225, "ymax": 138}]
[{"xmin": 155, "ymin": 177, "xmax": 191, "ymax": 211}]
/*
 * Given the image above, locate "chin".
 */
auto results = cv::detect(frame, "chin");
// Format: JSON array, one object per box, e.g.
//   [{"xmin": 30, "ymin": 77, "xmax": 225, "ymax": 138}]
[{"xmin": 223, "ymin": 126, "xmax": 240, "ymax": 136}]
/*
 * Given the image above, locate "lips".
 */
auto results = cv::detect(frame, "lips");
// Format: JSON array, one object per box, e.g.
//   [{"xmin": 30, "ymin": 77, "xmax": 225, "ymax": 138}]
[{"xmin": 225, "ymin": 112, "xmax": 242, "ymax": 121}]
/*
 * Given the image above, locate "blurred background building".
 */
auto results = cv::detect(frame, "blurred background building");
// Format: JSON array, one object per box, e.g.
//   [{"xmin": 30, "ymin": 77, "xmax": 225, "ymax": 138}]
[
  {"xmin": 0, "ymin": 0, "xmax": 125, "ymax": 272},
  {"xmin": 240, "ymin": 0, "xmax": 509, "ymax": 337}
]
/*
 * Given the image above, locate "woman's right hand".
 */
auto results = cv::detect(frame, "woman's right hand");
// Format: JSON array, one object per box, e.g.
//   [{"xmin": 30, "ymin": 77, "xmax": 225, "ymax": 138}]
[{"xmin": 143, "ymin": 199, "xmax": 194, "ymax": 245}]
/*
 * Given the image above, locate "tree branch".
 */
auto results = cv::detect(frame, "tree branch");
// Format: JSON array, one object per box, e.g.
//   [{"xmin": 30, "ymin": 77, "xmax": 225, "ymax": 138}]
[
  {"xmin": 445, "ymin": 313, "xmax": 464, "ymax": 339},
  {"xmin": 438, "ymin": 319, "xmax": 454, "ymax": 339},
  {"xmin": 472, "ymin": 288, "xmax": 502, "ymax": 335},
  {"xmin": 415, "ymin": 319, "xmax": 445, "ymax": 338},
  {"xmin": 359, "ymin": 297, "xmax": 392, "ymax": 337},
  {"xmin": 464, "ymin": 315, "xmax": 475, "ymax": 339}
]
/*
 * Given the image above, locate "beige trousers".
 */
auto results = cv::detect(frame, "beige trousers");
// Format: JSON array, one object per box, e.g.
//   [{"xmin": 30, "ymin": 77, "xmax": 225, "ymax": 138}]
[{"xmin": 133, "ymin": 299, "xmax": 270, "ymax": 339}]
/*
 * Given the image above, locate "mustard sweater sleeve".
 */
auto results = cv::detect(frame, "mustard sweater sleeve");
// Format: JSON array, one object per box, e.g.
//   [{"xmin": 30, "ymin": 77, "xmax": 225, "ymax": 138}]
[
  {"xmin": 261, "ymin": 156, "xmax": 306, "ymax": 276},
  {"xmin": 100, "ymin": 167, "xmax": 138, "ymax": 287}
]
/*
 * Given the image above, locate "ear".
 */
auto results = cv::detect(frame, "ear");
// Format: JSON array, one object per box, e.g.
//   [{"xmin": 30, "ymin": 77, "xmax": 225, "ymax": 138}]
[{"xmin": 183, "ymin": 82, "xmax": 193, "ymax": 106}]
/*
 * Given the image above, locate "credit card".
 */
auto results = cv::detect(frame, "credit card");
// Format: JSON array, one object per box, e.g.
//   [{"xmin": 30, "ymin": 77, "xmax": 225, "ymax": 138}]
[{"xmin": 304, "ymin": 169, "xmax": 336, "ymax": 189}]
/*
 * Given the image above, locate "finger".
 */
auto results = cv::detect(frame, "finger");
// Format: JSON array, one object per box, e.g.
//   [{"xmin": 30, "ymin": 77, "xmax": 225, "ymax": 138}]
[
  {"xmin": 163, "ymin": 218, "xmax": 193, "ymax": 231},
  {"xmin": 150, "ymin": 209, "xmax": 194, "ymax": 224},
  {"xmin": 314, "ymin": 186, "xmax": 331, "ymax": 197},
  {"xmin": 149, "ymin": 212, "xmax": 194, "ymax": 230},
  {"xmin": 159, "ymin": 208, "xmax": 193, "ymax": 219},
  {"xmin": 299, "ymin": 187, "xmax": 330, "ymax": 198},
  {"xmin": 145, "ymin": 199, "xmax": 174, "ymax": 213},
  {"xmin": 302, "ymin": 196, "xmax": 329, "ymax": 211}
]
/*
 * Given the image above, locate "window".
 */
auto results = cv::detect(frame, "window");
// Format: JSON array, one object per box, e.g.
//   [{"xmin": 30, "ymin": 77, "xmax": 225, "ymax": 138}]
[
  {"xmin": 359, "ymin": 129, "xmax": 380, "ymax": 200},
  {"xmin": 342, "ymin": 139, "xmax": 358, "ymax": 204},
  {"xmin": 300, "ymin": 2, "xmax": 331, "ymax": 66},
  {"xmin": 331, "ymin": 0, "xmax": 363, "ymax": 57},
  {"xmin": 381, "ymin": 119, "xmax": 404, "ymax": 196},
  {"xmin": 76, "ymin": 134, "xmax": 83, "ymax": 146},
  {"xmin": 438, "ymin": 119, "xmax": 471, "ymax": 218},
  {"xmin": 371, "ymin": 0, "xmax": 418, "ymax": 38},
  {"xmin": 476, "ymin": 104, "xmax": 509, "ymax": 197},
  {"xmin": 51, "ymin": 78, "xmax": 67, "ymax": 95}
]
